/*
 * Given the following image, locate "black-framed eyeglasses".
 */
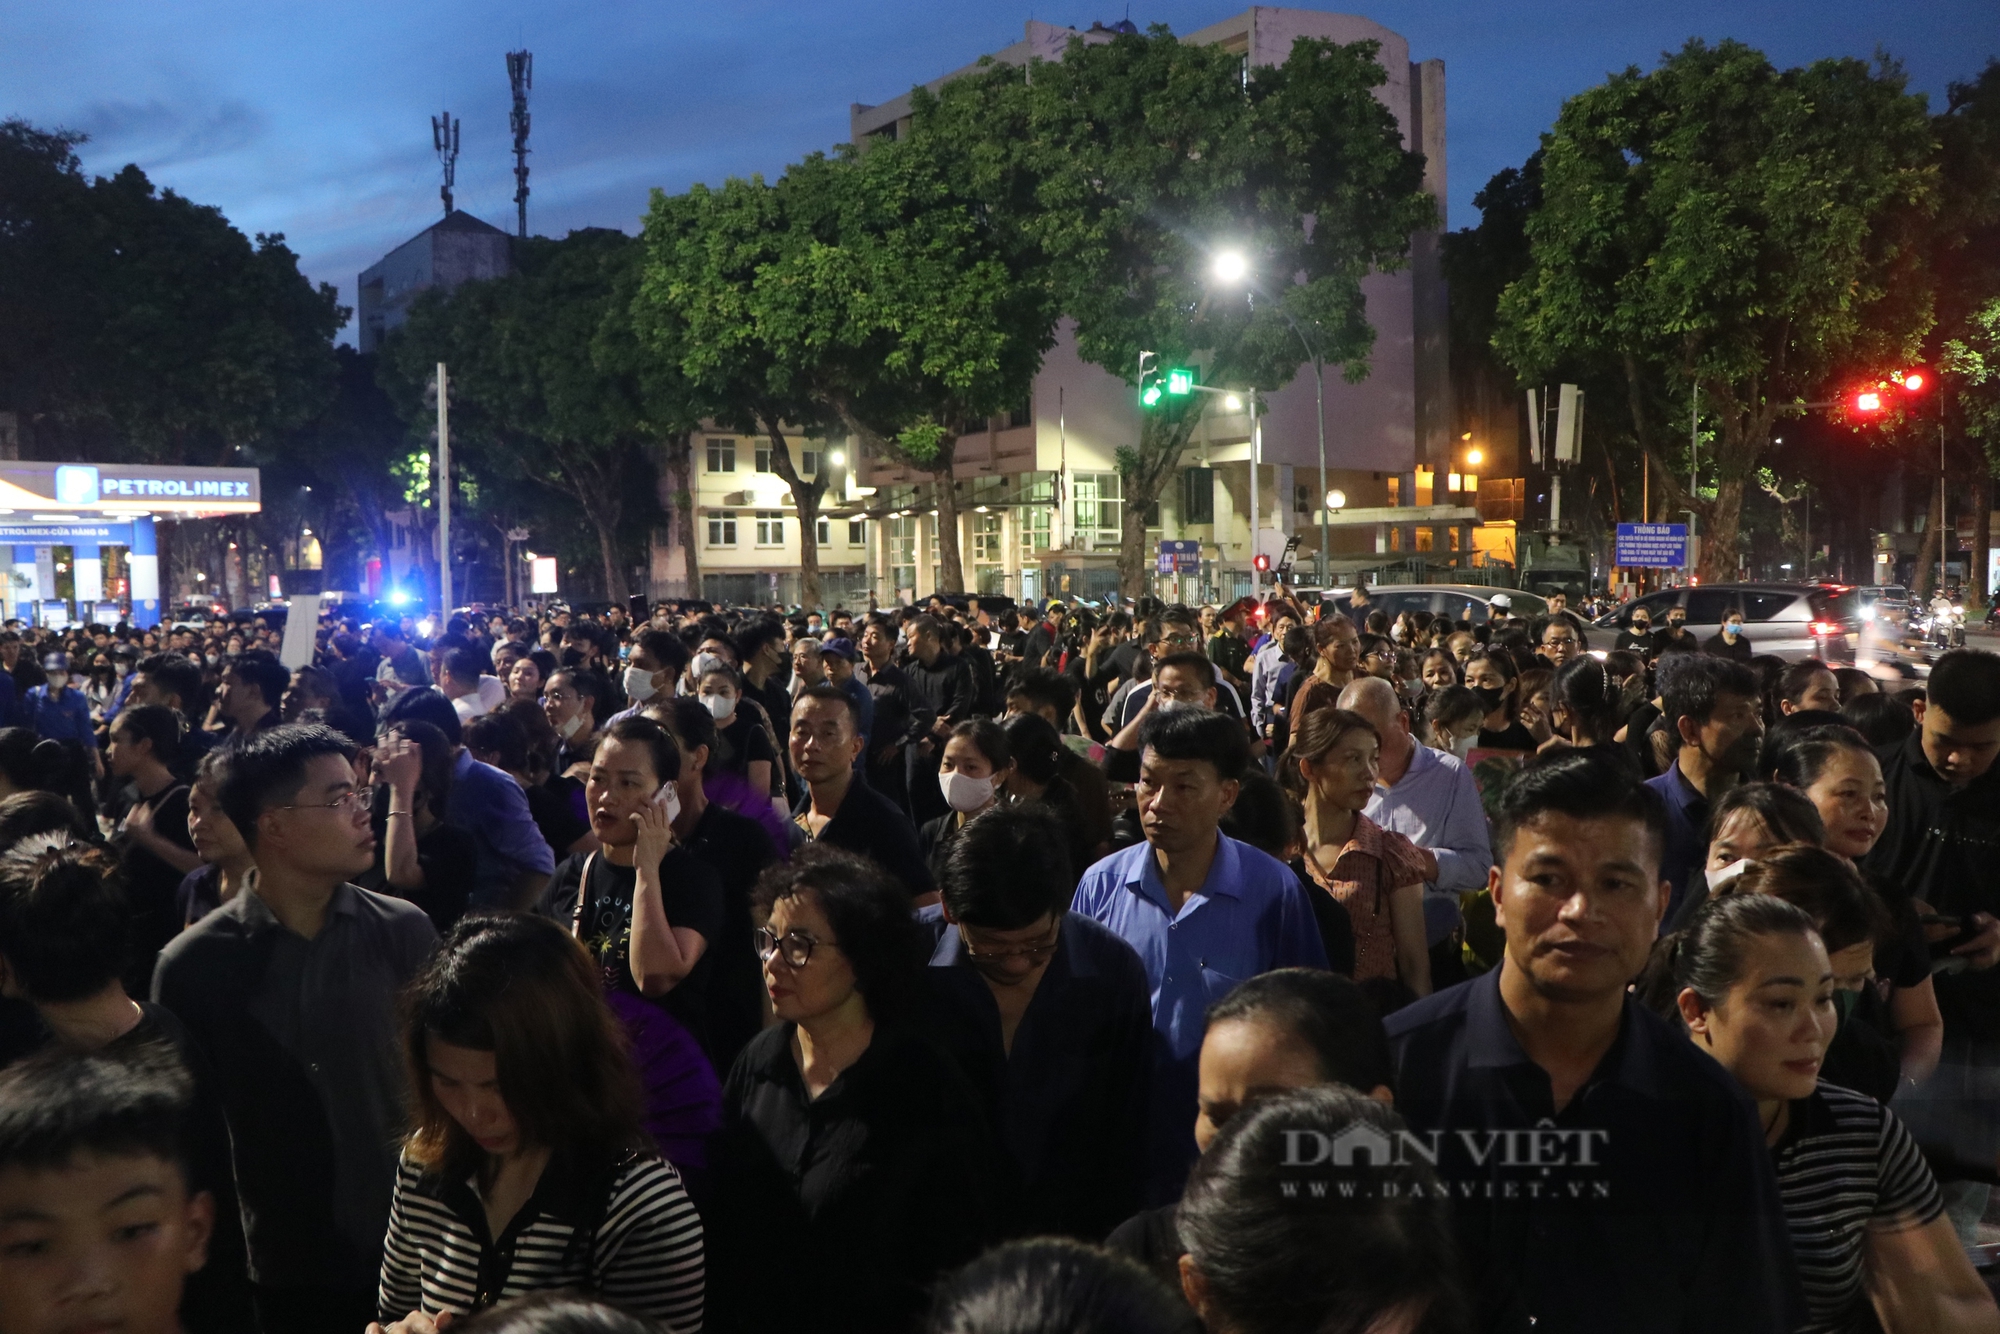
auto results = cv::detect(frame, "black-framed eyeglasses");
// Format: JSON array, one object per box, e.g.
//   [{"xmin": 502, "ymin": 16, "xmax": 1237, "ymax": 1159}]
[
  {"xmin": 961, "ymin": 920, "xmax": 1061, "ymax": 965},
  {"xmin": 756, "ymin": 926, "xmax": 834, "ymax": 968}
]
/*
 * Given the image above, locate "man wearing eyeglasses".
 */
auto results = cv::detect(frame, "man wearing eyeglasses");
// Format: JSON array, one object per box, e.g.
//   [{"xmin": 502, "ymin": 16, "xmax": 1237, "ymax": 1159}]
[
  {"xmin": 1537, "ymin": 620, "xmax": 1585, "ymax": 668},
  {"xmin": 153, "ymin": 724, "xmax": 438, "ymax": 1334},
  {"xmin": 1115, "ymin": 610, "xmax": 1248, "ymax": 730},
  {"xmin": 918, "ymin": 804, "xmax": 1154, "ymax": 1239}
]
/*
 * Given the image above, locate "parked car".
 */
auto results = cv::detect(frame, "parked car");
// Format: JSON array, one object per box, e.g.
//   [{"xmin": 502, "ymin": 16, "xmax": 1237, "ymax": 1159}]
[
  {"xmin": 1591, "ymin": 583, "xmax": 1862, "ymax": 662},
  {"xmin": 1298, "ymin": 584, "xmax": 1551, "ymax": 628}
]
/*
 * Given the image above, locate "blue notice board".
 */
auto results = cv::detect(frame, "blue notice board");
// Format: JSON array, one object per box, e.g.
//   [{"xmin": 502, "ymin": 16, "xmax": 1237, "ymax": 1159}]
[
  {"xmin": 1157, "ymin": 539, "xmax": 1201, "ymax": 574},
  {"xmin": 1615, "ymin": 523, "xmax": 1688, "ymax": 568}
]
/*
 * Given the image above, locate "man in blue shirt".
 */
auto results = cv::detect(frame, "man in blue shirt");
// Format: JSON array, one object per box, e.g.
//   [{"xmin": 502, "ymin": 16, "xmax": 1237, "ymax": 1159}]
[
  {"xmin": 1385, "ymin": 748, "xmax": 1802, "ymax": 1334},
  {"xmin": 23, "ymin": 652, "xmax": 92, "ymax": 744},
  {"xmin": 1642, "ymin": 654, "xmax": 1761, "ymax": 925},
  {"xmin": 1072, "ymin": 706, "xmax": 1326, "ymax": 1201}
]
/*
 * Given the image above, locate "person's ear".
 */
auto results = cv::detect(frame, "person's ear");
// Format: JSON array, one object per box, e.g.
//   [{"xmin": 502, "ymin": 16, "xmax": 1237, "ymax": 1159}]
[
  {"xmin": 1676, "ymin": 988, "xmax": 1711, "ymax": 1040},
  {"xmin": 1179, "ymin": 1254, "xmax": 1215, "ymax": 1324},
  {"xmin": 182, "ymin": 1187, "xmax": 215, "ymax": 1274},
  {"xmin": 1487, "ymin": 861, "xmax": 1508, "ymax": 931},
  {"xmin": 1676, "ymin": 713, "xmax": 1702, "ymax": 749},
  {"xmin": 1368, "ymin": 1083, "xmax": 1395, "ymax": 1107},
  {"xmin": 1911, "ymin": 696, "xmax": 1927, "ymax": 728},
  {"xmin": 1218, "ymin": 776, "xmax": 1240, "ymax": 814}
]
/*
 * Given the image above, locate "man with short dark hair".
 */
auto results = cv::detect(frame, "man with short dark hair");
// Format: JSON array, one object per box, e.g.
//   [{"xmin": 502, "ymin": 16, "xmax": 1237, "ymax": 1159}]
[
  {"xmin": 1385, "ymin": 748, "xmax": 1802, "ymax": 1334},
  {"xmin": 129, "ymin": 652, "xmax": 214, "ymax": 778},
  {"xmin": 435, "ymin": 643, "xmax": 492, "ymax": 724},
  {"xmin": 925, "ymin": 804, "xmax": 1153, "ymax": 1239},
  {"xmin": 902, "ymin": 615, "xmax": 977, "ymax": 823},
  {"xmin": 1644, "ymin": 653, "xmax": 1762, "ymax": 923},
  {"xmin": 1003, "ymin": 670, "xmax": 1115, "ymax": 858},
  {"xmin": 606, "ymin": 627, "xmax": 691, "ymax": 726},
  {"xmin": 816, "ymin": 638, "xmax": 874, "ymax": 756},
  {"xmin": 789, "ymin": 684, "xmax": 934, "ymax": 901},
  {"xmin": 857, "ymin": 616, "xmax": 929, "ymax": 815},
  {"xmin": 152, "ymin": 725, "xmax": 438, "ymax": 1334},
  {"xmin": 369, "ymin": 622, "xmax": 429, "ymax": 699},
  {"xmin": 1073, "ymin": 707, "xmax": 1326, "ymax": 1201},
  {"xmin": 215, "ymin": 649, "xmax": 288, "ymax": 744},
  {"xmin": 1866, "ymin": 648, "xmax": 2000, "ymax": 1255}
]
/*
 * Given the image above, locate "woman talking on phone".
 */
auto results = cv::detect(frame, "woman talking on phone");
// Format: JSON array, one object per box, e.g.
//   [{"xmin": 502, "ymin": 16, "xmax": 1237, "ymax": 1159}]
[{"xmin": 543, "ymin": 715, "xmax": 726, "ymax": 1037}]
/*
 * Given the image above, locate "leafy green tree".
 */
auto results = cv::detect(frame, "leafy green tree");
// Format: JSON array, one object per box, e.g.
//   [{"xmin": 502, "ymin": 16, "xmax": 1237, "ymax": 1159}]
[
  {"xmin": 1011, "ymin": 26, "xmax": 1434, "ymax": 595},
  {"xmin": 1495, "ymin": 41, "xmax": 1938, "ymax": 582},
  {"xmin": 384, "ymin": 230, "xmax": 686, "ymax": 601}
]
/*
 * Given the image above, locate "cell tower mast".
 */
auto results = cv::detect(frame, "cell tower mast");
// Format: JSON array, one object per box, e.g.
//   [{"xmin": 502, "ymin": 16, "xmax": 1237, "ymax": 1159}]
[
  {"xmin": 431, "ymin": 110, "xmax": 460, "ymax": 216},
  {"xmin": 507, "ymin": 50, "xmax": 532, "ymax": 238}
]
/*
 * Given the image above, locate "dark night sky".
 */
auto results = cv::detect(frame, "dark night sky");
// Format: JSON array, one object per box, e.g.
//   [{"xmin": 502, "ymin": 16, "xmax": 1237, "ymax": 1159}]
[{"xmin": 4, "ymin": 0, "xmax": 1991, "ymax": 343}]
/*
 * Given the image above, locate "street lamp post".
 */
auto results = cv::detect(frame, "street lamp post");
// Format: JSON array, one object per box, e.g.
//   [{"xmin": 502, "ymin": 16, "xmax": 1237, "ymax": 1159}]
[{"xmin": 1212, "ymin": 251, "xmax": 1329, "ymax": 586}]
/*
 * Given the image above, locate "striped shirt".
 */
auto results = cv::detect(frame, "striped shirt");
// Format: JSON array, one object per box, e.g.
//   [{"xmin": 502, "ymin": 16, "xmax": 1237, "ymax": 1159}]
[
  {"xmin": 378, "ymin": 1148, "xmax": 704, "ymax": 1331},
  {"xmin": 1773, "ymin": 1081, "xmax": 1943, "ymax": 1334}
]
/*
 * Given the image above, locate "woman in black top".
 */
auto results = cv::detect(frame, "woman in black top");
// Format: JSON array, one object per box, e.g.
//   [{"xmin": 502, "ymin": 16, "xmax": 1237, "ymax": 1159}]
[
  {"xmin": 918, "ymin": 719, "xmax": 1011, "ymax": 884},
  {"xmin": 1461, "ymin": 647, "xmax": 1536, "ymax": 752},
  {"xmin": 545, "ymin": 717, "xmax": 725, "ymax": 1056},
  {"xmin": 707, "ymin": 846, "xmax": 1005, "ymax": 1334}
]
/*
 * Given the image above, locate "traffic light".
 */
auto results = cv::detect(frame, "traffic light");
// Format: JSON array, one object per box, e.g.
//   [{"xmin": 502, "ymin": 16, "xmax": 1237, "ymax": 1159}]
[
  {"xmin": 1167, "ymin": 367, "xmax": 1196, "ymax": 395},
  {"xmin": 1253, "ymin": 553, "xmax": 1271, "ymax": 573},
  {"xmin": 1139, "ymin": 351, "xmax": 1162, "ymax": 408},
  {"xmin": 1852, "ymin": 369, "xmax": 1927, "ymax": 415}
]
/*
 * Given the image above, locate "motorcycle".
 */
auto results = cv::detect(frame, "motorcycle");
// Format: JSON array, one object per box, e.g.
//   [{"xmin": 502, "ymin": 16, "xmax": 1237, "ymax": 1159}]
[{"xmin": 1918, "ymin": 603, "xmax": 1966, "ymax": 650}]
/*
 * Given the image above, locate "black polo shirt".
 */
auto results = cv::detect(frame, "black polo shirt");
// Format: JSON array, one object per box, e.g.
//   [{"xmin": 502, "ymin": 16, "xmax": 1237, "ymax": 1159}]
[
  {"xmin": 1864, "ymin": 732, "xmax": 2000, "ymax": 1043},
  {"xmin": 1385, "ymin": 969, "xmax": 1803, "ymax": 1334},
  {"xmin": 795, "ymin": 777, "xmax": 935, "ymax": 898}
]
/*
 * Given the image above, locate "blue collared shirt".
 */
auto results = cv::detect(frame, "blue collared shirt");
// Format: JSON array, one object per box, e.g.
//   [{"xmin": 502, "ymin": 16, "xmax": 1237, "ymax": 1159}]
[
  {"xmin": 1385, "ymin": 969, "xmax": 1803, "ymax": 1334},
  {"xmin": 1073, "ymin": 832, "xmax": 1327, "ymax": 1199},
  {"xmin": 1643, "ymin": 762, "xmax": 1707, "ymax": 928},
  {"xmin": 447, "ymin": 748, "xmax": 556, "ymax": 907},
  {"xmin": 24, "ymin": 683, "xmax": 92, "ymax": 744}
]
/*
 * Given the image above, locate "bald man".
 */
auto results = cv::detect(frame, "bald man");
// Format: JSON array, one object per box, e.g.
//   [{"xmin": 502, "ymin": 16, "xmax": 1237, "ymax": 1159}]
[{"xmin": 1336, "ymin": 676, "xmax": 1492, "ymax": 950}]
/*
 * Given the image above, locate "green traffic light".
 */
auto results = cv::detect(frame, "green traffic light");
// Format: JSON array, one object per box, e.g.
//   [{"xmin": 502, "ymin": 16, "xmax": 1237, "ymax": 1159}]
[
  {"xmin": 1141, "ymin": 384, "xmax": 1163, "ymax": 407},
  {"xmin": 1167, "ymin": 368, "xmax": 1195, "ymax": 395}
]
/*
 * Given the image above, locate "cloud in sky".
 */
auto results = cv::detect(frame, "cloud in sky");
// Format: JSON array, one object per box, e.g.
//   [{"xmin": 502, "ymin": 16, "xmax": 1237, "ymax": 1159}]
[{"xmin": 2, "ymin": 0, "xmax": 1990, "ymax": 344}]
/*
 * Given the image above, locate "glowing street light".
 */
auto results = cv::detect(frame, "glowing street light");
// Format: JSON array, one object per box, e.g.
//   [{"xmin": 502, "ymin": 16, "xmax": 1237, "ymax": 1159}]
[
  {"xmin": 1326, "ymin": 489, "xmax": 1347, "ymax": 511},
  {"xmin": 827, "ymin": 450, "xmax": 846, "ymax": 467},
  {"xmin": 1465, "ymin": 447, "xmax": 1484, "ymax": 467},
  {"xmin": 1223, "ymin": 393, "xmax": 1244, "ymax": 411},
  {"xmin": 1212, "ymin": 250, "xmax": 1249, "ymax": 284}
]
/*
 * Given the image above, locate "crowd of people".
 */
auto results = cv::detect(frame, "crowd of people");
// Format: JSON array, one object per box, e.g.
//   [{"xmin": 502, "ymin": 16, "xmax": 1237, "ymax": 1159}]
[{"xmin": 1, "ymin": 584, "xmax": 1998, "ymax": 1334}]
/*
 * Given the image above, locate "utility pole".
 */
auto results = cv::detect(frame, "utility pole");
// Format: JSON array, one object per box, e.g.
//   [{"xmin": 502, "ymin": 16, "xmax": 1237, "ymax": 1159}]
[{"xmin": 436, "ymin": 363, "xmax": 451, "ymax": 615}]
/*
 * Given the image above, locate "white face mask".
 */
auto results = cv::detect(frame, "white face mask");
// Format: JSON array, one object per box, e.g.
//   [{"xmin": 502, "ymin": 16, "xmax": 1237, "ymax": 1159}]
[
  {"xmin": 558, "ymin": 712, "xmax": 587, "ymax": 740},
  {"xmin": 1449, "ymin": 733, "xmax": 1476, "ymax": 760},
  {"xmin": 941, "ymin": 770, "xmax": 996, "ymax": 813},
  {"xmin": 691, "ymin": 652, "xmax": 724, "ymax": 680},
  {"xmin": 622, "ymin": 665, "xmax": 659, "ymax": 704},
  {"xmin": 1153, "ymin": 695, "xmax": 1192, "ymax": 715},
  {"xmin": 702, "ymin": 692, "xmax": 737, "ymax": 722}
]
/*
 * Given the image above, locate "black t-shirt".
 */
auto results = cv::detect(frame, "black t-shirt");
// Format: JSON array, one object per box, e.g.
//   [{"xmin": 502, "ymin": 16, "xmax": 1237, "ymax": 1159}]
[
  {"xmin": 117, "ymin": 783, "xmax": 194, "ymax": 997},
  {"xmin": 712, "ymin": 707, "xmax": 778, "ymax": 782},
  {"xmin": 526, "ymin": 776, "xmax": 591, "ymax": 858},
  {"xmin": 551, "ymin": 849, "xmax": 727, "ymax": 1053},
  {"xmin": 679, "ymin": 802, "xmax": 778, "ymax": 1076},
  {"xmin": 1477, "ymin": 721, "xmax": 1537, "ymax": 752}
]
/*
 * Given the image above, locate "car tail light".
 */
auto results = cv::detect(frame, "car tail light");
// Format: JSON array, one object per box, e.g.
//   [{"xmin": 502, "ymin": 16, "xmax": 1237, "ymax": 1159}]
[{"xmin": 1811, "ymin": 621, "xmax": 1840, "ymax": 636}]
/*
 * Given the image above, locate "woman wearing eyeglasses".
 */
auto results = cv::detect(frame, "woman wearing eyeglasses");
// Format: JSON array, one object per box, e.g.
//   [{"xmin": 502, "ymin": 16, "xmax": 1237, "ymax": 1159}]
[{"xmin": 706, "ymin": 845, "xmax": 1005, "ymax": 1334}]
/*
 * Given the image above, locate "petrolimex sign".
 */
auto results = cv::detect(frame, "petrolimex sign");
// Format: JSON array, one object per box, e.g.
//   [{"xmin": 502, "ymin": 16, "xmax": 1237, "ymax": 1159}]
[{"xmin": 0, "ymin": 463, "xmax": 260, "ymax": 516}]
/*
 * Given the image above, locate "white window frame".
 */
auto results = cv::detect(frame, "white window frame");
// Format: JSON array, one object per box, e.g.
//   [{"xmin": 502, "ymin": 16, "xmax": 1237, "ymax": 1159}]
[
  {"xmin": 706, "ymin": 439, "xmax": 735, "ymax": 474},
  {"xmin": 707, "ymin": 511, "xmax": 737, "ymax": 546},
  {"xmin": 755, "ymin": 511, "xmax": 785, "ymax": 547}
]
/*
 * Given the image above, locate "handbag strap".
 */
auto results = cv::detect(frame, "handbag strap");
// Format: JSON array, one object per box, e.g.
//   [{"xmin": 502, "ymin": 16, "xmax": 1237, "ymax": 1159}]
[{"xmin": 569, "ymin": 851, "xmax": 599, "ymax": 938}]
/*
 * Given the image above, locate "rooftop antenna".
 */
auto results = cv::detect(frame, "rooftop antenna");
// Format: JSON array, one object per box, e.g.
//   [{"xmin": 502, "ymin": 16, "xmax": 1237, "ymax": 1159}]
[
  {"xmin": 506, "ymin": 50, "xmax": 532, "ymax": 238},
  {"xmin": 431, "ymin": 109, "xmax": 460, "ymax": 216}
]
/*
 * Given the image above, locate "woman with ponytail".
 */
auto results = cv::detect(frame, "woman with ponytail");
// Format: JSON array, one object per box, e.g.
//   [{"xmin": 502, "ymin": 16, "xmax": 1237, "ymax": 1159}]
[
  {"xmin": 1661, "ymin": 893, "xmax": 1998, "ymax": 1334},
  {"xmin": 1283, "ymin": 706, "xmax": 1430, "ymax": 1000},
  {"xmin": 1540, "ymin": 656, "xmax": 1626, "ymax": 752}
]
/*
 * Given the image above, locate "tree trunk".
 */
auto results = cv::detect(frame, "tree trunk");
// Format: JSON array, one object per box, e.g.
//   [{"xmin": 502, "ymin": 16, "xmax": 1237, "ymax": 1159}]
[
  {"xmin": 934, "ymin": 450, "xmax": 964, "ymax": 595},
  {"xmin": 593, "ymin": 517, "xmax": 625, "ymax": 602},
  {"xmin": 664, "ymin": 432, "xmax": 701, "ymax": 599},
  {"xmin": 758, "ymin": 412, "xmax": 826, "ymax": 610},
  {"xmin": 1702, "ymin": 475, "xmax": 1745, "ymax": 583},
  {"xmin": 1117, "ymin": 411, "xmax": 1201, "ymax": 599},
  {"xmin": 1913, "ymin": 472, "xmax": 1944, "ymax": 603},
  {"xmin": 1116, "ymin": 501, "xmax": 1153, "ymax": 599}
]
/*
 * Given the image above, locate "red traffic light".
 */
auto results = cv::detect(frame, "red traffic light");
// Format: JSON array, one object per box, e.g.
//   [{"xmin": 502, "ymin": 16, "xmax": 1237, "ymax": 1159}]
[
  {"xmin": 1253, "ymin": 554, "xmax": 1272, "ymax": 572},
  {"xmin": 1903, "ymin": 372, "xmax": 1925, "ymax": 392}
]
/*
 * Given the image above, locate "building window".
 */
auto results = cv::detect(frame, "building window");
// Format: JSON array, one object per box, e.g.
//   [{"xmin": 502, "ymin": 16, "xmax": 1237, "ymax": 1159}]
[
  {"xmin": 1019, "ymin": 505, "xmax": 1050, "ymax": 554},
  {"xmin": 706, "ymin": 439, "xmax": 735, "ymax": 473},
  {"xmin": 801, "ymin": 450, "xmax": 819, "ymax": 478},
  {"xmin": 816, "ymin": 518, "xmax": 830, "ymax": 546},
  {"xmin": 971, "ymin": 512, "xmax": 1004, "ymax": 564},
  {"xmin": 1005, "ymin": 399, "xmax": 1032, "ymax": 429},
  {"xmin": 848, "ymin": 519, "xmax": 866, "ymax": 546},
  {"xmin": 707, "ymin": 511, "xmax": 737, "ymax": 546},
  {"xmin": 1295, "ymin": 482, "xmax": 1311, "ymax": 514},
  {"xmin": 888, "ymin": 515, "xmax": 917, "ymax": 593},
  {"xmin": 754, "ymin": 444, "xmax": 771, "ymax": 474},
  {"xmin": 756, "ymin": 512, "xmax": 785, "ymax": 546},
  {"xmin": 1183, "ymin": 467, "xmax": 1215, "ymax": 525},
  {"xmin": 1074, "ymin": 472, "xmax": 1122, "ymax": 547}
]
